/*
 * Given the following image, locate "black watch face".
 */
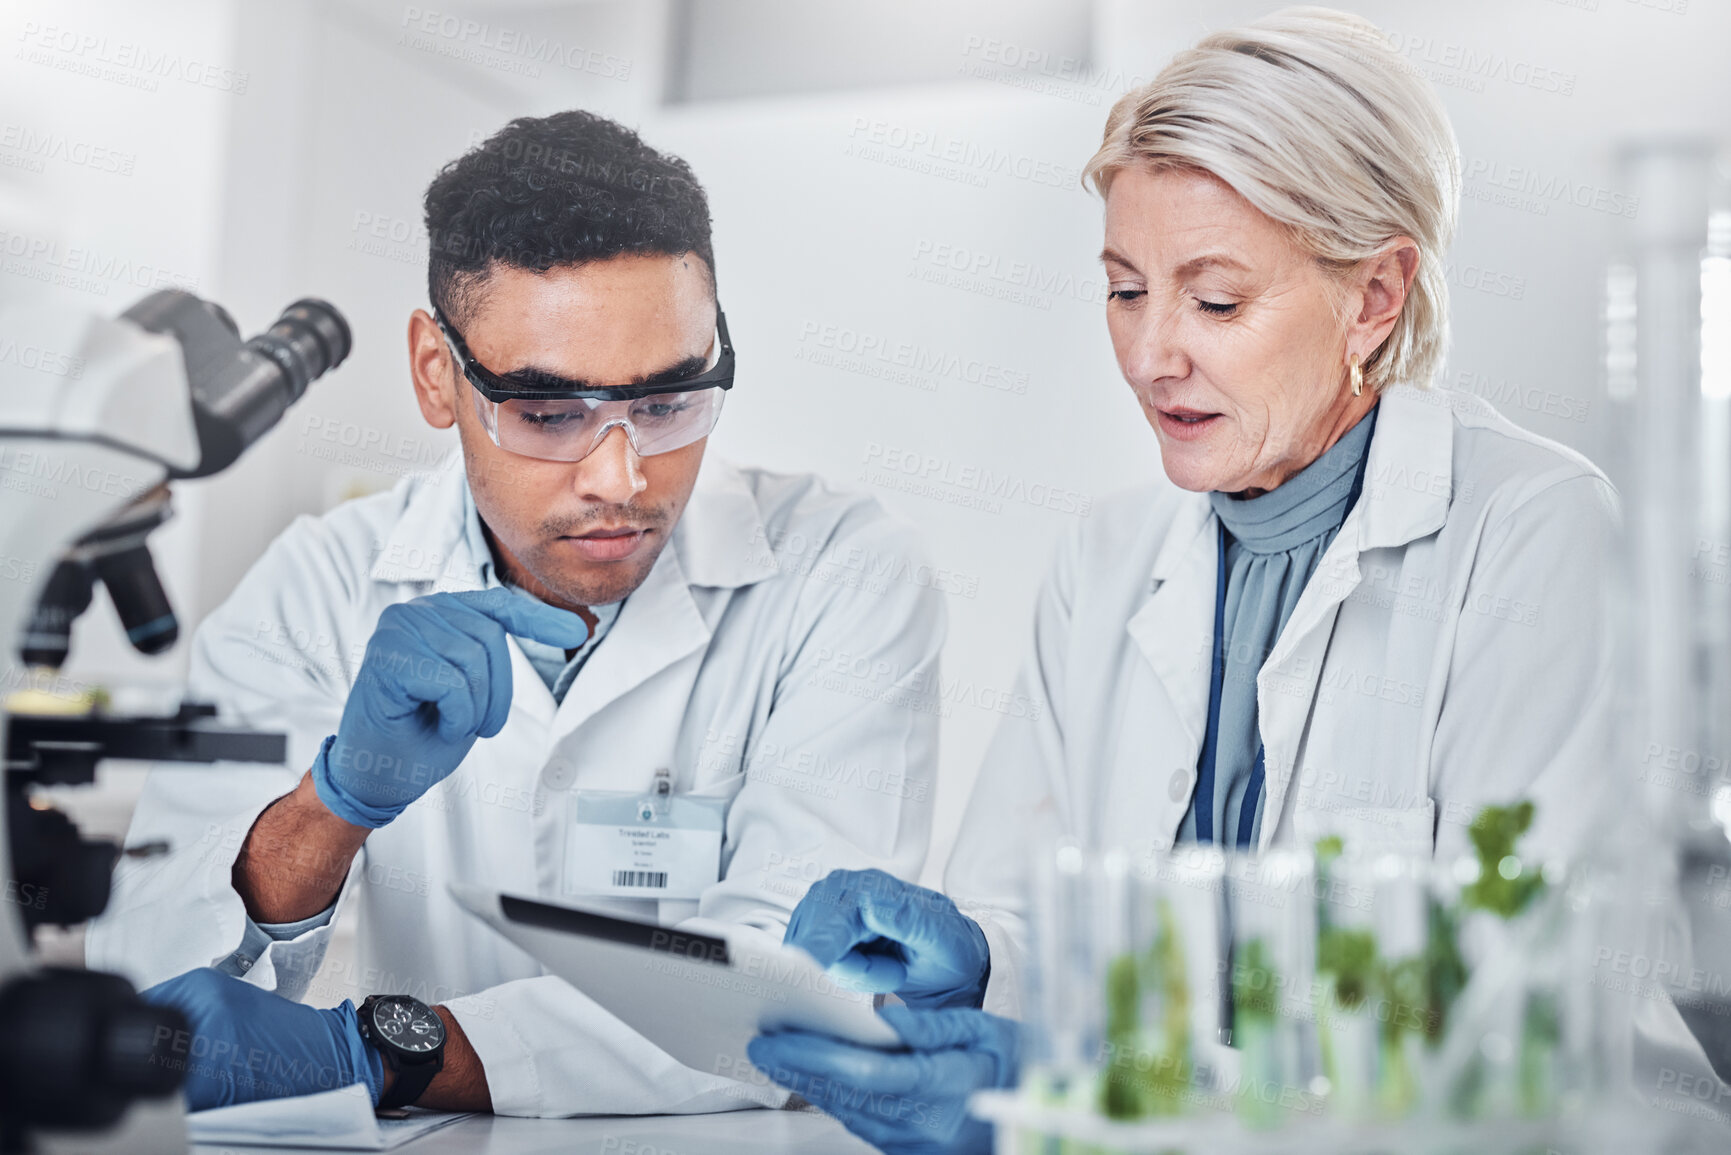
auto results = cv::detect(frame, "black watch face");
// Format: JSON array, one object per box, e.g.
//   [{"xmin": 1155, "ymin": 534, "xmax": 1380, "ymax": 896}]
[{"xmin": 370, "ymin": 998, "xmax": 445, "ymax": 1054}]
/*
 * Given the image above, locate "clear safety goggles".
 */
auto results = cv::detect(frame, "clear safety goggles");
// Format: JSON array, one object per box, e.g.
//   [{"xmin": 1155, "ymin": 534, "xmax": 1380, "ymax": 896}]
[{"xmin": 435, "ymin": 306, "xmax": 734, "ymax": 464}]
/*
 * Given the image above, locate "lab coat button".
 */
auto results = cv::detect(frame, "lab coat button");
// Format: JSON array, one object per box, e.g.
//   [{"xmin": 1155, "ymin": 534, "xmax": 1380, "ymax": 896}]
[
  {"xmin": 1167, "ymin": 768, "xmax": 1192, "ymax": 802},
  {"xmin": 542, "ymin": 760, "xmax": 574, "ymax": 790}
]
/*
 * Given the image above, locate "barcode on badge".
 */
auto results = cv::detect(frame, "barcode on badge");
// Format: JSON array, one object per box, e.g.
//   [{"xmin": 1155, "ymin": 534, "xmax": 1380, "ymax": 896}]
[{"xmin": 613, "ymin": 870, "xmax": 668, "ymax": 889}]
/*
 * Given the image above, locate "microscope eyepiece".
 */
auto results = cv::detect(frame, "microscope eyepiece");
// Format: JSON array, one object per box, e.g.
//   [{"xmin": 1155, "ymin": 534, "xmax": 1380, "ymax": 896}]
[
  {"xmin": 121, "ymin": 290, "xmax": 353, "ymax": 478},
  {"xmin": 244, "ymin": 298, "xmax": 352, "ymax": 405}
]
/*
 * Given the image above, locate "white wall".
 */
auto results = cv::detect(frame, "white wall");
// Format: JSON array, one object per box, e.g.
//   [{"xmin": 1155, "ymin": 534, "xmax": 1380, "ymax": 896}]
[{"xmin": 9, "ymin": 0, "xmax": 1729, "ymax": 884}]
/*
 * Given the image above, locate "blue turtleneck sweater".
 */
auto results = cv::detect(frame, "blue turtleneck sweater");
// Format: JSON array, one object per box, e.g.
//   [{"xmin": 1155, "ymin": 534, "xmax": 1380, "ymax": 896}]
[{"xmin": 1178, "ymin": 405, "xmax": 1379, "ymax": 849}]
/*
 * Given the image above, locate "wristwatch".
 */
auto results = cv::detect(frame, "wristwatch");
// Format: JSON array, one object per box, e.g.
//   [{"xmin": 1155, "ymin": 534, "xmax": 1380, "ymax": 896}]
[{"xmin": 356, "ymin": 994, "xmax": 447, "ymax": 1109}]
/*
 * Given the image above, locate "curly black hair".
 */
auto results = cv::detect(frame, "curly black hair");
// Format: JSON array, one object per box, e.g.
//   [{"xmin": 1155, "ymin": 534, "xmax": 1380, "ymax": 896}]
[{"xmin": 423, "ymin": 110, "xmax": 715, "ymax": 326}]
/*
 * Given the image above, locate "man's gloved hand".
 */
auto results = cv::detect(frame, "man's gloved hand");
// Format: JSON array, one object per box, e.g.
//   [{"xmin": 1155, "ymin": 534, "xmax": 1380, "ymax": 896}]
[
  {"xmin": 748, "ymin": 1005, "xmax": 1019, "ymax": 1155},
  {"xmin": 141, "ymin": 968, "xmax": 383, "ymax": 1112},
  {"xmin": 313, "ymin": 587, "xmax": 588, "ymax": 827},
  {"xmin": 784, "ymin": 869, "xmax": 991, "ymax": 1010}
]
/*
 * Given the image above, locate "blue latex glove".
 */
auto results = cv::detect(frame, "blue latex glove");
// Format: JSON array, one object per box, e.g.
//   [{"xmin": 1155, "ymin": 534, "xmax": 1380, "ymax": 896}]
[
  {"xmin": 749, "ymin": 1005, "xmax": 1019, "ymax": 1155},
  {"xmin": 314, "ymin": 587, "xmax": 588, "ymax": 827},
  {"xmin": 141, "ymin": 968, "xmax": 383, "ymax": 1111},
  {"xmin": 784, "ymin": 869, "xmax": 991, "ymax": 1009}
]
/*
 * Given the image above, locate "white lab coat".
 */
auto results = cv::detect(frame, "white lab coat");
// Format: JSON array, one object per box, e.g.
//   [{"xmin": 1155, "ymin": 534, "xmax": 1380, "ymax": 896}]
[
  {"xmin": 945, "ymin": 384, "xmax": 1622, "ymax": 1017},
  {"xmin": 88, "ymin": 452, "xmax": 944, "ymax": 1117}
]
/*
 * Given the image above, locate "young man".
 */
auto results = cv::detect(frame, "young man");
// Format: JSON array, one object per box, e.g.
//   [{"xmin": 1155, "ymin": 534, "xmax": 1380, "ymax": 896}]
[{"xmin": 90, "ymin": 111, "xmax": 943, "ymax": 1117}]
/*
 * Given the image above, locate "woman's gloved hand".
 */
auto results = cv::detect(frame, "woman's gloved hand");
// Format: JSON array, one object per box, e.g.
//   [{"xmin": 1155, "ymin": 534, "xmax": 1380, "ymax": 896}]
[
  {"xmin": 784, "ymin": 869, "xmax": 991, "ymax": 1009},
  {"xmin": 748, "ymin": 1004, "xmax": 1019, "ymax": 1155},
  {"xmin": 313, "ymin": 587, "xmax": 588, "ymax": 827},
  {"xmin": 141, "ymin": 968, "xmax": 383, "ymax": 1111}
]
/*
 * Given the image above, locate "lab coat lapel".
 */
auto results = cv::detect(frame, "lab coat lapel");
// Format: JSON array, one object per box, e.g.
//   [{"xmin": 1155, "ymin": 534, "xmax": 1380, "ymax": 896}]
[
  {"xmin": 369, "ymin": 453, "xmax": 474, "ymax": 589},
  {"xmin": 546, "ymin": 456, "xmax": 778, "ymax": 748},
  {"xmin": 1254, "ymin": 541, "xmax": 1357, "ymax": 850},
  {"xmin": 1254, "ymin": 386, "xmax": 1453, "ymax": 848},
  {"xmin": 503, "ymin": 635, "xmax": 558, "ymax": 727},
  {"xmin": 548, "ymin": 542, "xmax": 710, "ymax": 745},
  {"xmin": 1122, "ymin": 493, "xmax": 1217, "ymax": 845}
]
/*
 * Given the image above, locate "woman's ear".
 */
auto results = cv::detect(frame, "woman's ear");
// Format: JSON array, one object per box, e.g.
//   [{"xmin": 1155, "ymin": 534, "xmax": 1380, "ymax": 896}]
[
  {"xmin": 408, "ymin": 309, "xmax": 458, "ymax": 429},
  {"xmin": 1348, "ymin": 238, "xmax": 1420, "ymax": 359}
]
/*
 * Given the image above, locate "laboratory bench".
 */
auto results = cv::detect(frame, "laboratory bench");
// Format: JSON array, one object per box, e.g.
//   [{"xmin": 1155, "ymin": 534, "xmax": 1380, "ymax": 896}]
[{"xmin": 190, "ymin": 1105, "xmax": 877, "ymax": 1154}]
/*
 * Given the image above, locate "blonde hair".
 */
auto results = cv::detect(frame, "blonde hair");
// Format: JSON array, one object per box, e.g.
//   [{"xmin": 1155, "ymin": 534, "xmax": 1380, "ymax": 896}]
[{"xmin": 1085, "ymin": 6, "xmax": 1461, "ymax": 391}]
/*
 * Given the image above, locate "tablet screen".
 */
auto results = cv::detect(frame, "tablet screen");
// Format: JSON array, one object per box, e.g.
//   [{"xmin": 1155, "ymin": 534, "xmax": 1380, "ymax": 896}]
[{"xmin": 499, "ymin": 893, "xmax": 732, "ymax": 967}]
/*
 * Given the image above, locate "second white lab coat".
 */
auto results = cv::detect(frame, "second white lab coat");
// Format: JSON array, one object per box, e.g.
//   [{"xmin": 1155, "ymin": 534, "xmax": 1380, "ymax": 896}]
[
  {"xmin": 946, "ymin": 384, "xmax": 1622, "ymax": 1017},
  {"xmin": 88, "ymin": 453, "xmax": 944, "ymax": 1116}
]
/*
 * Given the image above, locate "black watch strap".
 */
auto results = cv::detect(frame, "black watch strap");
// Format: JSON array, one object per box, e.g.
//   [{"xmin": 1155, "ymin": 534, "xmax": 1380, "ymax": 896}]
[{"xmin": 377, "ymin": 1055, "xmax": 440, "ymax": 1111}]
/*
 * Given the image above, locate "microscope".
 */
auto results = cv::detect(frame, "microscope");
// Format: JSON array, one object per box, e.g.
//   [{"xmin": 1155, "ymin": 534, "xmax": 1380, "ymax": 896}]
[{"xmin": 0, "ymin": 289, "xmax": 350, "ymax": 1152}]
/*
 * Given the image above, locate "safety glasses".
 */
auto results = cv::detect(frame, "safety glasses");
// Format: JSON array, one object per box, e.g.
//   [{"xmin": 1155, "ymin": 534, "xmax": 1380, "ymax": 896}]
[{"xmin": 434, "ymin": 306, "xmax": 733, "ymax": 463}]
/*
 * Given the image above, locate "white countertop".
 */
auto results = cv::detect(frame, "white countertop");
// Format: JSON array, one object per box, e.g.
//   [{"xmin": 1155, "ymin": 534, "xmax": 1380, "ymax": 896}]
[{"xmin": 191, "ymin": 1106, "xmax": 877, "ymax": 1155}]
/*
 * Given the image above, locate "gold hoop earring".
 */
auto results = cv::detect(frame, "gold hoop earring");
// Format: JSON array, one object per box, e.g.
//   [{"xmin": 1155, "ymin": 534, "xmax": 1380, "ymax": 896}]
[{"xmin": 1349, "ymin": 355, "xmax": 1364, "ymax": 398}]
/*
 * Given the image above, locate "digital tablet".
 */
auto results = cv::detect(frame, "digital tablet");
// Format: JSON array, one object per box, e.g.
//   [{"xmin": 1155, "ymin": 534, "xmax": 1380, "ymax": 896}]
[{"xmin": 448, "ymin": 884, "xmax": 904, "ymax": 1079}]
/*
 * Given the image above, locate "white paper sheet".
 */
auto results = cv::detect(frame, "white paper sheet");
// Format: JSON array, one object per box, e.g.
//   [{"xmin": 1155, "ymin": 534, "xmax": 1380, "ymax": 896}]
[{"xmin": 187, "ymin": 1083, "xmax": 471, "ymax": 1150}]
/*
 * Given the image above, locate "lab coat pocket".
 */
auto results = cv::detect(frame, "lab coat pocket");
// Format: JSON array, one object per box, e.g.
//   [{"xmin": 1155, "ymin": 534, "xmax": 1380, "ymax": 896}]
[{"xmin": 1292, "ymin": 799, "xmax": 1436, "ymax": 858}]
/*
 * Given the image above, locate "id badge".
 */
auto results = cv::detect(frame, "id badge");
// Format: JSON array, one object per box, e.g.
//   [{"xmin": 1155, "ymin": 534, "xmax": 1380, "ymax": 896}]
[{"xmin": 565, "ymin": 770, "xmax": 726, "ymax": 900}]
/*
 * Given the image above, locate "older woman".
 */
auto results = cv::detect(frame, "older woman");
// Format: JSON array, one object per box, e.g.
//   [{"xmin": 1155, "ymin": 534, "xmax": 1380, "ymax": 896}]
[{"xmin": 747, "ymin": 8, "xmax": 1618, "ymax": 1152}]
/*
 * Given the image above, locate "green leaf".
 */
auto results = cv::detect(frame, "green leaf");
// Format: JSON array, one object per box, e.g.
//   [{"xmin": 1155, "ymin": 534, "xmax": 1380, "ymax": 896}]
[
  {"xmin": 1098, "ymin": 898, "xmax": 1193, "ymax": 1120},
  {"xmin": 1461, "ymin": 801, "xmax": 1545, "ymax": 919},
  {"xmin": 1318, "ymin": 926, "xmax": 1377, "ymax": 1010}
]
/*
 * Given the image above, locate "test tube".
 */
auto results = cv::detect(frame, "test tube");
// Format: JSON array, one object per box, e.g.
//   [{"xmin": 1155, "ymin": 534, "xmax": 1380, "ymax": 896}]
[
  {"xmin": 1225, "ymin": 850, "xmax": 1319, "ymax": 1129},
  {"xmin": 1315, "ymin": 851, "xmax": 1431, "ymax": 1121},
  {"xmin": 1092, "ymin": 847, "xmax": 1225, "ymax": 1121},
  {"xmin": 1023, "ymin": 842, "xmax": 1104, "ymax": 1114}
]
